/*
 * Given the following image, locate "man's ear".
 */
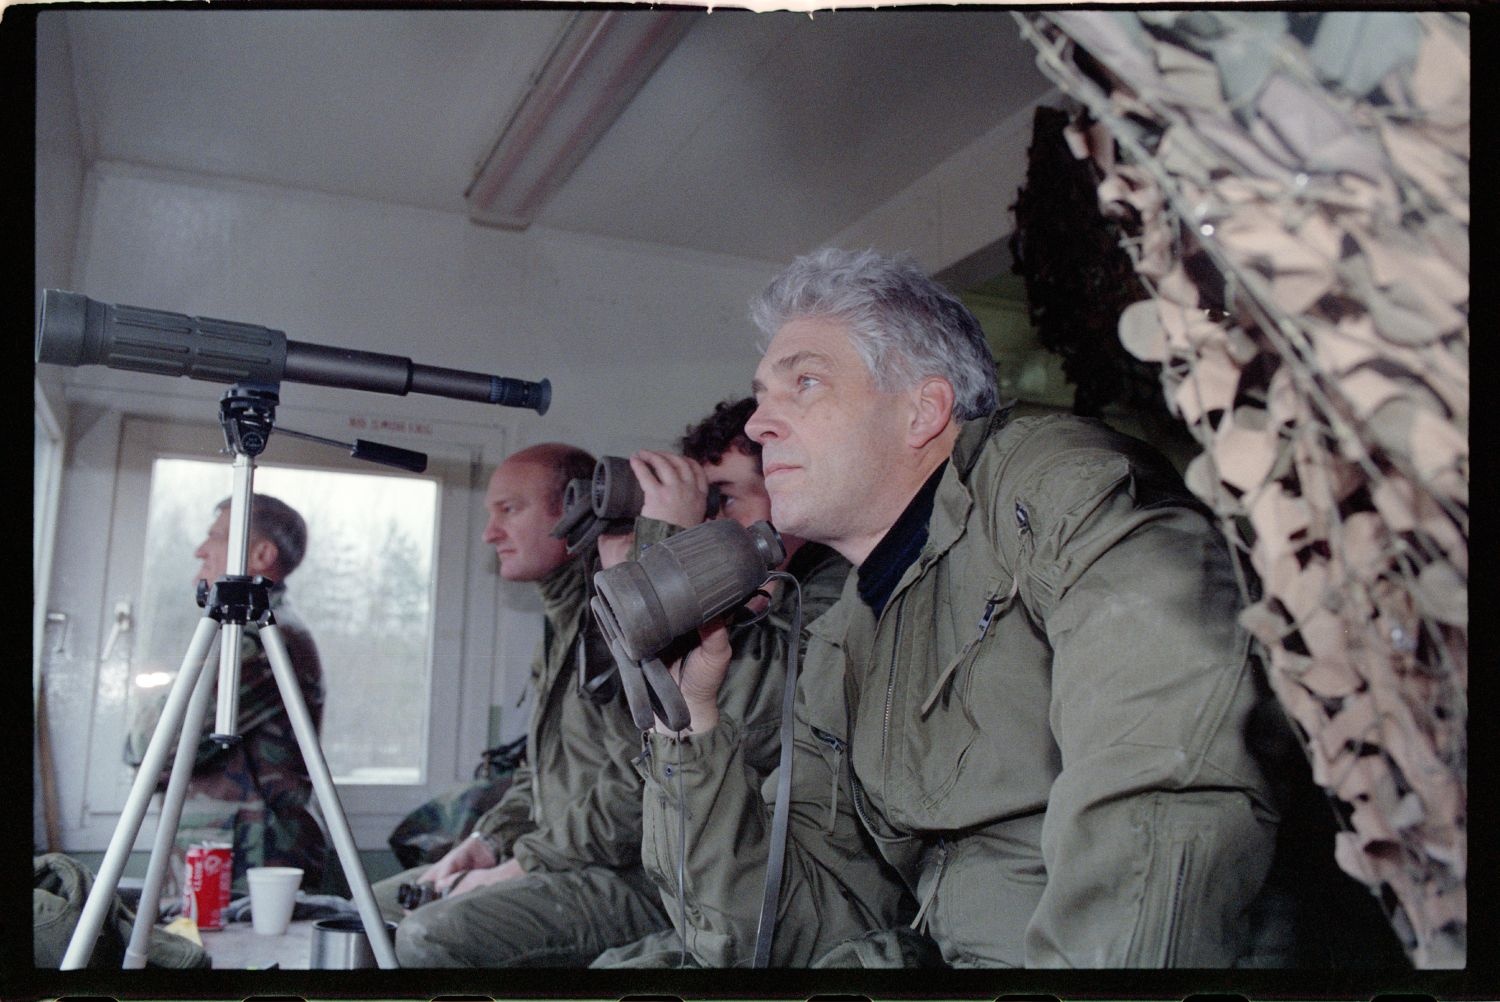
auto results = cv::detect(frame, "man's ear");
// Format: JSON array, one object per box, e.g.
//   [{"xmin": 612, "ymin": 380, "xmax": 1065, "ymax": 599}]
[
  {"xmin": 907, "ymin": 376, "xmax": 956, "ymax": 449},
  {"xmin": 246, "ymin": 538, "xmax": 281, "ymax": 580}
]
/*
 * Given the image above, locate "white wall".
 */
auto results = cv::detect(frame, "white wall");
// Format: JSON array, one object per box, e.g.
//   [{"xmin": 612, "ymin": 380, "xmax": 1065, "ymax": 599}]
[
  {"xmin": 37, "ymin": 156, "xmax": 790, "ymax": 851},
  {"xmin": 64, "ymin": 161, "xmax": 780, "ymax": 452},
  {"xmin": 831, "ymin": 89, "xmax": 1060, "ymax": 273},
  {"xmin": 34, "ymin": 12, "xmax": 88, "ymax": 854},
  {"xmin": 35, "ymin": 12, "xmax": 87, "ymax": 325}
]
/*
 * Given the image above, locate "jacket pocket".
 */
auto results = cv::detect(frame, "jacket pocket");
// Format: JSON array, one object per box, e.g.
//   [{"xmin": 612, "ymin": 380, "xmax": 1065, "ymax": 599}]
[
  {"xmin": 907, "ymin": 661, "xmax": 979, "ymax": 813},
  {"xmin": 907, "ymin": 582, "xmax": 1014, "ymax": 814}
]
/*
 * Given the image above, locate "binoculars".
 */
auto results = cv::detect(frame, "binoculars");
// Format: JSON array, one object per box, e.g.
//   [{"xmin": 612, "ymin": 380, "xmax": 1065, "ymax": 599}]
[
  {"xmin": 590, "ymin": 519, "xmax": 786, "ymax": 731},
  {"xmin": 552, "ymin": 455, "xmax": 722, "ymax": 554},
  {"xmin": 395, "ymin": 881, "xmax": 446, "ymax": 910}
]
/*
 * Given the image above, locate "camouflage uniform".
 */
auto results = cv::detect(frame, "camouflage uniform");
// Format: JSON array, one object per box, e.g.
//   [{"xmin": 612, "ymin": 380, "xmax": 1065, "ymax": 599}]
[
  {"xmin": 373, "ymin": 555, "xmax": 666, "ymax": 967},
  {"xmin": 386, "ymin": 736, "xmax": 527, "ymax": 869},
  {"xmin": 127, "ymin": 587, "xmax": 327, "ymax": 894}
]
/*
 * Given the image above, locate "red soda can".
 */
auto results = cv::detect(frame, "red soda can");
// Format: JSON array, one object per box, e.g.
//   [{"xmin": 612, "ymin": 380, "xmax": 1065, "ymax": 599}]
[{"xmin": 183, "ymin": 842, "xmax": 233, "ymax": 930}]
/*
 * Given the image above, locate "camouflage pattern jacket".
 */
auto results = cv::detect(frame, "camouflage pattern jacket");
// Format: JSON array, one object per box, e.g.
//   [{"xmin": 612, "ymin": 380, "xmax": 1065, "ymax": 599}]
[
  {"xmin": 471, "ymin": 556, "xmax": 645, "ymax": 874},
  {"xmin": 128, "ymin": 586, "xmax": 327, "ymax": 892},
  {"xmin": 636, "ymin": 409, "xmax": 1281, "ymax": 967}
]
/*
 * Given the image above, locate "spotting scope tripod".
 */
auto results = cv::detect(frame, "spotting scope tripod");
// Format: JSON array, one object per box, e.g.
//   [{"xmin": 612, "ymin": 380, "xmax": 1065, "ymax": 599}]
[{"xmin": 61, "ymin": 384, "xmax": 405, "ymax": 969}]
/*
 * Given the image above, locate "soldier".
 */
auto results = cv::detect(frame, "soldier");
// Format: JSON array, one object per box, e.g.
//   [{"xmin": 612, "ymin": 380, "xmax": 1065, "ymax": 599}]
[
  {"xmin": 127, "ymin": 493, "xmax": 327, "ymax": 893},
  {"xmin": 591, "ymin": 398, "xmax": 855, "ymax": 967},
  {"xmin": 372, "ymin": 443, "xmax": 667, "ymax": 967},
  {"xmin": 636, "ymin": 248, "xmax": 1289, "ymax": 967}
]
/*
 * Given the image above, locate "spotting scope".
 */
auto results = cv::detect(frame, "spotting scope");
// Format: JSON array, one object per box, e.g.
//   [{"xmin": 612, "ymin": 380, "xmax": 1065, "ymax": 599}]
[{"xmin": 35, "ymin": 289, "xmax": 551, "ymax": 414}]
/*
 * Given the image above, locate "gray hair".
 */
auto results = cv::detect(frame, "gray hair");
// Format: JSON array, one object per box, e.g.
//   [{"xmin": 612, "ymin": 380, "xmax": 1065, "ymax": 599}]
[
  {"xmin": 750, "ymin": 247, "xmax": 999, "ymax": 420},
  {"xmin": 214, "ymin": 493, "xmax": 308, "ymax": 577}
]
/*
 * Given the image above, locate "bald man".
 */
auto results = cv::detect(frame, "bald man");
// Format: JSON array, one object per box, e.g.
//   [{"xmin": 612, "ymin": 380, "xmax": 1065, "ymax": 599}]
[{"xmin": 373, "ymin": 444, "xmax": 667, "ymax": 966}]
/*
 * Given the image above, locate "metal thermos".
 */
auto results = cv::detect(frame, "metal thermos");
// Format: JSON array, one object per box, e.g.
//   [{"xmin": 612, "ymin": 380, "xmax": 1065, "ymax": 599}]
[{"xmin": 309, "ymin": 916, "xmax": 398, "ymax": 969}]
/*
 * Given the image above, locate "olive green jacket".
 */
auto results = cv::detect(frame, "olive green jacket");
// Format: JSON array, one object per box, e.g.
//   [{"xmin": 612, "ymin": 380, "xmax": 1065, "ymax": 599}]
[
  {"xmin": 628, "ymin": 518, "xmax": 852, "ymax": 774},
  {"xmin": 472, "ymin": 556, "xmax": 644, "ymax": 874},
  {"xmin": 637, "ymin": 409, "xmax": 1279, "ymax": 967},
  {"xmin": 632, "ymin": 526, "xmax": 853, "ymax": 948}
]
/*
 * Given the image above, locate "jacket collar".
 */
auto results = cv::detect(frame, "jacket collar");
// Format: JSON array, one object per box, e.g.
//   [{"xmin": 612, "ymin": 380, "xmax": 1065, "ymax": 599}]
[
  {"xmin": 953, "ymin": 402, "xmax": 1015, "ymax": 479},
  {"xmin": 895, "ymin": 403, "xmax": 1015, "ymax": 600},
  {"xmin": 806, "ymin": 569, "xmax": 865, "ymax": 647},
  {"xmin": 855, "ymin": 461, "xmax": 945, "ymax": 616},
  {"xmin": 537, "ymin": 555, "xmax": 588, "ymax": 626},
  {"xmin": 804, "ymin": 404, "xmax": 1015, "ymax": 646}
]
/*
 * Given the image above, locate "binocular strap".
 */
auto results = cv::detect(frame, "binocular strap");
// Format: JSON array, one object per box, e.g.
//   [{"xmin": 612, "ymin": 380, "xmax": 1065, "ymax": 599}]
[
  {"xmin": 753, "ymin": 572, "xmax": 802, "ymax": 968},
  {"xmin": 640, "ymin": 658, "xmax": 691, "ymax": 734}
]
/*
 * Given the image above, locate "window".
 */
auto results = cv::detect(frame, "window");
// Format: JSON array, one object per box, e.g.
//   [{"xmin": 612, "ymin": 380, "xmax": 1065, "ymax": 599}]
[
  {"xmin": 34, "ymin": 381, "xmax": 66, "ymax": 694},
  {"xmin": 129, "ymin": 458, "xmax": 439, "ymax": 785},
  {"xmin": 34, "ymin": 380, "xmax": 67, "ymax": 852},
  {"xmin": 63, "ymin": 411, "xmax": 501, "ymax": 852}
]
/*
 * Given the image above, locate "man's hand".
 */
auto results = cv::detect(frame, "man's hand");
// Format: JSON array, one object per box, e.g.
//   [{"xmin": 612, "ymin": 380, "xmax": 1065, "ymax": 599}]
[
  {"xmin": 444, "ymin": 856, "xmax": 525, "ymax": 898},
  {"xmin": 416, "ymin": 831, "xmax": 497, "ymax": 889},
  {"xmin": 655, "ymin": 617, "xmax": 732, "ymax": 737},
  {"xmin": 597, "ymin": 531, "xmax": 634, "ymax": 570},
  {"xmin": 631, "ymin": 450, "xmax": 710, "ymax": 529}
]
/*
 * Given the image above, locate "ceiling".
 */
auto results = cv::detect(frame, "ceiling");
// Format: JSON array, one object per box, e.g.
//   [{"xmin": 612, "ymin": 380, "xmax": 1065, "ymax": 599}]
[{"xmin": 55, "ymin": 7, "xmax": 1055, "ymax": 264}]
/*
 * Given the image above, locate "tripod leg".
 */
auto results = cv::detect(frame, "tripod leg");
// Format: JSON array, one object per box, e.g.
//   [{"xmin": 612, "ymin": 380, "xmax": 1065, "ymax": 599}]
[
  {"xmin": 259, "ymin": 623, "xmax": 399, "ymax": 969},
  {"xmin": 123, "ymin": 637, "xmax": 220, "ymax": 968},
  {"xmin": 61, "ymin": 616, "xmax": 221, "ymax": 970}
]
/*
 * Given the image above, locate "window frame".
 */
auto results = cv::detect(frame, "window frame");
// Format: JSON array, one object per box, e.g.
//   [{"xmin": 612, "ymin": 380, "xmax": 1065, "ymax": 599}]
[
  {"xmin": 53, "ymin": 402, "xmax": 502, "ymax": 851},
  {"xmin": 34, "ymin": 379, "xmax": 67, "ymax": 705}
]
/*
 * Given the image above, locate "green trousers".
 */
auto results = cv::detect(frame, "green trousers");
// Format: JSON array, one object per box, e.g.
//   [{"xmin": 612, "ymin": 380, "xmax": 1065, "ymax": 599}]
[
  {"xmin": 373, "ymin": 863, "xmax": 667, "ymax": 967},
  {"xmin": 34, "ymin": 853, "xmax": 209, "ymax": 969}
]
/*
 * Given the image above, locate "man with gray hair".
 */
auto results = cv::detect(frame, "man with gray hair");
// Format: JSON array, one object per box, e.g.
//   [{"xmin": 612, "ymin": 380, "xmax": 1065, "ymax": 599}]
[{"xmin": 635, "ymin": 247, "xmax": 1285, "ymax": 967}]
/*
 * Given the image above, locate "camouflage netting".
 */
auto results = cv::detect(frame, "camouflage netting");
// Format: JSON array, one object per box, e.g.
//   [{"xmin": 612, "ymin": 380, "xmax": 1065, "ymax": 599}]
[{"xmin": 1014, "ymin": 10, "xmax": 1468, "ymax": 969}]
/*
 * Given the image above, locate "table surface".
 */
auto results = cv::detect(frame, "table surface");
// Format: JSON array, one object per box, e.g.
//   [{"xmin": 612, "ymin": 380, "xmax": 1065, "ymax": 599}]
[{"xmin": 200, "ymin": 918, "xmax": 315, "ymax": 969}]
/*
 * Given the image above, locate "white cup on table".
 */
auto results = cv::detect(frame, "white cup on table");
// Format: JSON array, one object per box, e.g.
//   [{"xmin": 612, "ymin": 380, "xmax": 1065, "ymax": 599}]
[{"xmin": 246, "ymin": 866, "xmax": 303, "ymax": 936}]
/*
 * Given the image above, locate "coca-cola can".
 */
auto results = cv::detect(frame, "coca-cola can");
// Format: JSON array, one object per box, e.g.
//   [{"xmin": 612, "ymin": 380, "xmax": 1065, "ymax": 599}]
[{"xmin": 183, "ymin": 842, "xmax": 233, "ymax": 930}]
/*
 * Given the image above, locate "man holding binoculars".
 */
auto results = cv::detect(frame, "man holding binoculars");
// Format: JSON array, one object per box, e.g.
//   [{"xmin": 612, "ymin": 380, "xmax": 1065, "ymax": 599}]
[
  {"xmin": 590, "ymin": 398, "xmax": 851, "ymax": 967},
  {"xmin": 630, "ymin": 248, "xmax": 1292, "ymax": 968},
  {"xmin": 372, "ymin": 404, "xmax": 850, "ymax": 967}
]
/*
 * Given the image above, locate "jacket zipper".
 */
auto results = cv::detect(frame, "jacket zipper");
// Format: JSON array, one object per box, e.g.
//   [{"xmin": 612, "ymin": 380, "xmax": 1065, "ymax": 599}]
[
  {"xmin": 810, "ymin": 727, "xmax": 845, "ymax": 833},
  {"xmin": 534, "ymin": 618, "xmax": 583, "ymax": 825},
  {"xmin": 880, "ymin": 604, "xmax": 905, "ymax": 767},
  {"xmin": 1160, "ymin": 841, "xmax": 1192, "ymax": 966},
  {"xmin": 848, "ymin": 761, "xmax": 881, "ymax": 836}
]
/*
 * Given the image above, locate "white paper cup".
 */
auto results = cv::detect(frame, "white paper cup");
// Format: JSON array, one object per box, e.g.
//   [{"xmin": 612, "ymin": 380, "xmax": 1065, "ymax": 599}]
[{"xmin": 246, "ymin": 866, "xmax": 303, "ymax": 935}]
